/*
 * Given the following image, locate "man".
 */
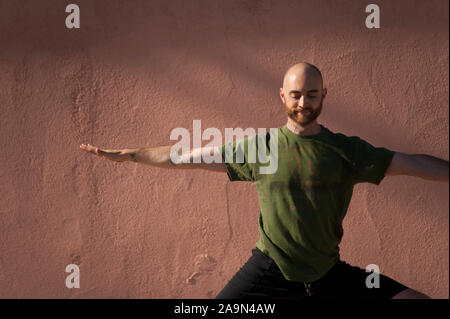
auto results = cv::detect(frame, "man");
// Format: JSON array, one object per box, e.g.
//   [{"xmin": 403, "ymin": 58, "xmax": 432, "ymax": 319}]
[{"xmin": 80, "ymin": 62, "xmax": 448, "ymax": 299}]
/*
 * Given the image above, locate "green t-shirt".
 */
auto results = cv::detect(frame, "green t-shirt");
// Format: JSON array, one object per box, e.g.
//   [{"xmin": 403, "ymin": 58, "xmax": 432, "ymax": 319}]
[{"xmin": 219, "ymin": 124, "xmax": 395, "ymax": 283}]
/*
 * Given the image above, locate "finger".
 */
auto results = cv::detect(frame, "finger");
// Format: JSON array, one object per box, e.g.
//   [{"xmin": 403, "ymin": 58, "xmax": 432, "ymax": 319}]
[
  {"xmin": 80, "ymin": 144, "xmax": 123, "ymax": 162},
  {"xmin": 80, "ymin": 144, "xmax": 100, "ymax": 155},
  {"xmin": 80, "ymin": 143, "xmax": 92, "ymax": 152}
]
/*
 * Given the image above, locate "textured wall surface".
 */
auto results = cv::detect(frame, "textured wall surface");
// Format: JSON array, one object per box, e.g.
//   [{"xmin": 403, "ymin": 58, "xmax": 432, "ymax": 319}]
[{"xmin": 0, "ymin": 0, "xmax": 448, "ymax": 298}]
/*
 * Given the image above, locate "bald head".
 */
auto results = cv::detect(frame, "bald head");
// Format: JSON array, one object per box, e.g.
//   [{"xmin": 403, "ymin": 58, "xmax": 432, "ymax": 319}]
[
  {"xmin": 280, "ymin": 62, "xmax": 327, "ymax": 128},
  {"xmin": 282, "ymin": 62, "xmax": 323, "ymax": 90}
]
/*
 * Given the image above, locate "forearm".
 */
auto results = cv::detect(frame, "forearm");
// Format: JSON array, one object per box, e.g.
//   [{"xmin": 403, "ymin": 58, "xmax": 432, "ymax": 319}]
[
  {"xmin": 127, "ymin": 145, "xmax": 226, "ymax": 171},
  {"xmin": 411, "ymin": 154, "xmax": 449, "ymax": 181},
  {"xmin": 127, "ymin": 146, "xmax": 176, "ymax": 168}
]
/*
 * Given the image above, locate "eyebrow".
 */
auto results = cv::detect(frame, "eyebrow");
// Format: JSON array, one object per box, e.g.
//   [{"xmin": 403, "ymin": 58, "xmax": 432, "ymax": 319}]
[{"xmin": 289, "ymin": 90, "xmax": 319, "ymax": 94}]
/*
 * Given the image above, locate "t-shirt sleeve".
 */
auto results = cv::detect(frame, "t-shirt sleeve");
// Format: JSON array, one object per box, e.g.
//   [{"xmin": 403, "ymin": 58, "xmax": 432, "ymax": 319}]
[
  {"xmin": 346, "ymin": 136, "xmax": 395, "ymax": 185},
  {"xmin": 219, "ymin": 136, "xmax": 258, "ymax": 182}
]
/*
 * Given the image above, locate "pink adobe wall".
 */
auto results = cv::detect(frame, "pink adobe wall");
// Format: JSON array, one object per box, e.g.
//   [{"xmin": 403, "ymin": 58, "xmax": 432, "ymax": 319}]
[{"xmin": 0, "ymin": 0, "xmax": 448, "ymax": 298}]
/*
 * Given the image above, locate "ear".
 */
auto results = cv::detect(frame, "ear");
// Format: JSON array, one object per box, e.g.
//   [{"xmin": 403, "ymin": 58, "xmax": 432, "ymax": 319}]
[
  {"xmin": 322, "ymin": 88, "xmax": 327, "ymax": 99},
  {"xmin": 279, "ymin": 88, "xmax": 286, "ymax": 103}
]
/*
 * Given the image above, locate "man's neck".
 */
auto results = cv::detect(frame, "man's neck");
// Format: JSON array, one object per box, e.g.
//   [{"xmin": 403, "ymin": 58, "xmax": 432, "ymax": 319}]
[{"xmin": 286, "ymin": 119, "xmax": 321, "ymax": 136}]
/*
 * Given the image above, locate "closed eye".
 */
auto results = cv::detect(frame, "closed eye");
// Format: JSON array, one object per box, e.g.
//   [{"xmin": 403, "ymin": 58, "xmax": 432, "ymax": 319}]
[{"xmin": 291, "ymin": 95, "xmax": 317, "ymax": 99}]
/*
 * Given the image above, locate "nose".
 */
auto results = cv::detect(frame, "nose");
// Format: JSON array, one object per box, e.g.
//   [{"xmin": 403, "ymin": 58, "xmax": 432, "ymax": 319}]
[{"xmin": 297, "ymin": 95, "xmax": 307, "ymax": 109}]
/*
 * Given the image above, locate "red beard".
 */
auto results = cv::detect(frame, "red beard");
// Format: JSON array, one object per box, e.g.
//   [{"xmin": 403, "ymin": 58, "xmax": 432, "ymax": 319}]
[{"xmin": 284, "ymin": 97, "xmax": 324, "ymax": 126}]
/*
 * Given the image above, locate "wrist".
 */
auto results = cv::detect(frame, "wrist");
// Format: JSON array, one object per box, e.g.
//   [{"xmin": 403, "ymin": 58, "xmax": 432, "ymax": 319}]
[
  {"xmin": 129, "ymin": 152, "xmax": 138, "ymax": 162},
  {"xmin": 123, "ymin": 149, "xmax": 139, "ymax": 163}
]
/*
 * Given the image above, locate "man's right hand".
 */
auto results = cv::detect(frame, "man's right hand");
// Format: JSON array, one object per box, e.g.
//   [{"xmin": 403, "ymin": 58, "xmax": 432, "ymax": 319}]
[{"xmin": 79, "ymin": 144, "xmax": 135, "ymax": 162}]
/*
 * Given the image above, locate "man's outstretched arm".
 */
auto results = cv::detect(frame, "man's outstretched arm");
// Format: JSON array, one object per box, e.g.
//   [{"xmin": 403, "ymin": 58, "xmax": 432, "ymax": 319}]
[
  {"xmin": 386, "ymin": 152, "xmax": 449, "ymax": 182},
  {"xmin": 79, "ymin": 143, "xmax": 227, "ymax": 172}
]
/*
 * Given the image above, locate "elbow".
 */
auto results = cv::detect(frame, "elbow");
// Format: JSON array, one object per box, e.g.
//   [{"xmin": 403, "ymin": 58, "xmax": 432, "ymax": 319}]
[{"xmin": 385, "ymin": 152, "xmax": 411, "ymax": 176}]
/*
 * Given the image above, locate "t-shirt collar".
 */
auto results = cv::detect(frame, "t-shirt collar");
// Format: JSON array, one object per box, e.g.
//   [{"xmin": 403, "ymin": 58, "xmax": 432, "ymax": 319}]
[{"xmin": 281, "ymin": 123, "xmax": 328, "ymax": 140}]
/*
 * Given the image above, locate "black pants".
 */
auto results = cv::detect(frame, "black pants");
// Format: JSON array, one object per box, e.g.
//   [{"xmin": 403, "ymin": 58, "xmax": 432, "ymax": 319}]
[{"xmin": 216, "ymin": 247, "xmax": 409, "ymax": 299}]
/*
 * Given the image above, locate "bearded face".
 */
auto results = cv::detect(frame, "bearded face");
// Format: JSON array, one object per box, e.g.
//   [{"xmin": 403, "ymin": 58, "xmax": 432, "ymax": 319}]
[{"xmin": 283, "ymin": 94, "xmax": 324, "ymax": 126}]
